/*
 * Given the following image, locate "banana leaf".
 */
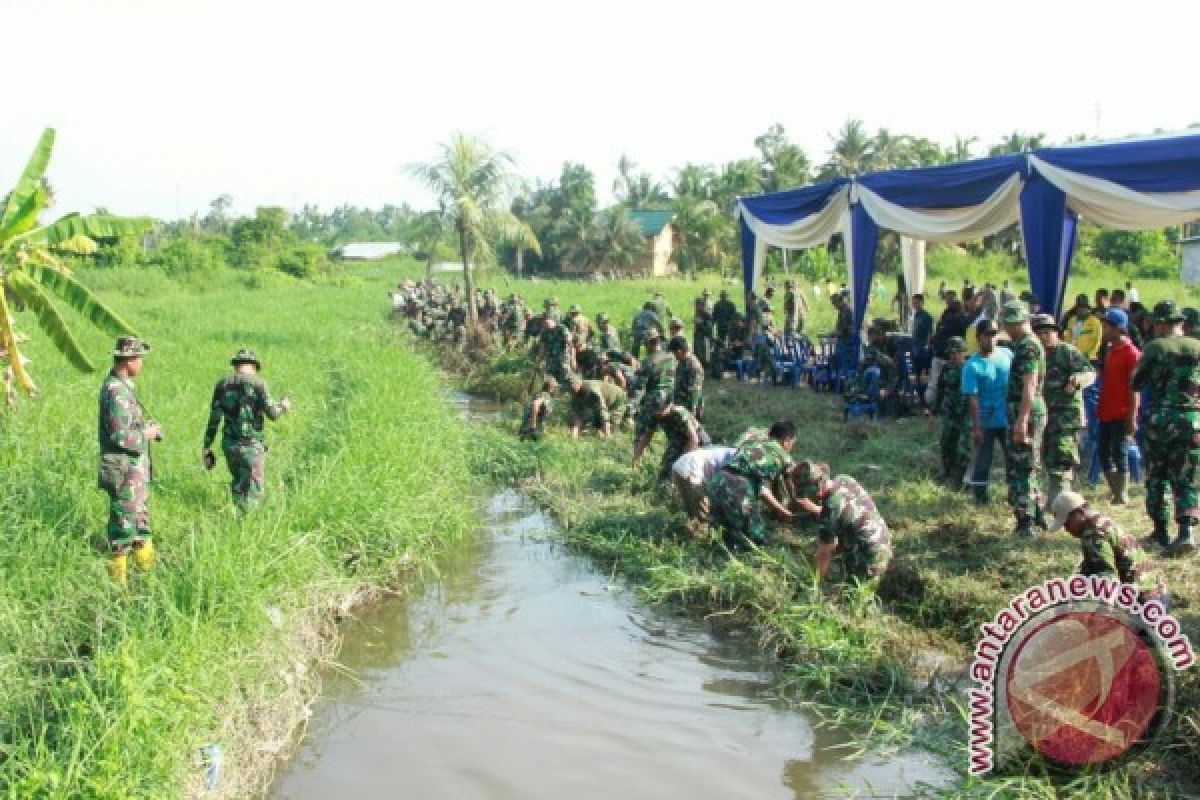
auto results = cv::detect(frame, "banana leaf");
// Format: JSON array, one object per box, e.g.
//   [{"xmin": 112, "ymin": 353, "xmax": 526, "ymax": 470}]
[
  {"xmin": 0, "ymin": 128, "xmax": 55, "ymax": 231},
  {"xmin": 23, "ymin": 261, "xmax": 137, "ymax": 337},
  {"xmin": 21, "ymin": 213, "xmax": 156, "ymax": 247},
  {"xmin": 5, "ymin": 271, "xmax": 95, "ymax": 373}
]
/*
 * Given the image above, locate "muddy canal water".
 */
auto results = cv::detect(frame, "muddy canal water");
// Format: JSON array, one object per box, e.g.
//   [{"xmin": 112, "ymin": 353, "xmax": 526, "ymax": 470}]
[{"xmin": 270, "ymin": 396, "xmax": 956, "ymax": 799}]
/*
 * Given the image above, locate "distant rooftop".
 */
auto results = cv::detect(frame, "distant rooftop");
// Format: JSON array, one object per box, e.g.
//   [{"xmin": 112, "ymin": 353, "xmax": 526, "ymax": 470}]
[
  {"xmin": 628, "ymin": 209, "xmax": 674, "ymax": 237},
  {"xmin": 334, "ymin": 242, "xmax": 406, "ymax": 259}
]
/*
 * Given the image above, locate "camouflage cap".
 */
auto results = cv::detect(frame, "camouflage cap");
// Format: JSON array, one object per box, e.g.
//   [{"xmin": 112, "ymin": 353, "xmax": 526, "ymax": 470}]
[
  {"xmin": 791, "ymin": 460, "xmax": 830, "ymax": 499},
  {"xmin": 1153, "ymin": 300, "xmax": 1185, "ymax": 324},
  {"xmin": 719, "ymin": 289, "xmax": 729, "ymax": 297},
  {"xmin": 569, "ymin": 304, "xmax": 582, "ymax": 314},
  {"xmin": 702, "ymin": 288, "xmax": 712, "ymax": 296},
  {"xmin": 596, "ymin": 311, "xmax": 609, "ymax": 322},
  {"xmin": 1030, "ymin": 313, "xmax": 1059, "ymax": 332},
  {"xmin": 945, "ymin": 336, "xmax": 968, "ymax": 354},
  {"xmin": 667, "ymin": 335, "xmax": 689, "ymax": 352},
  {"xmin": 544, "ymin": 296, "xmax": 560, "ymax": 309},
  {"xmin": 999, "ymin": 301, "xmax": 1029, "ymax": 325},
  {"xmin": 669, "ymin": 317, "xmax": 684, "ymax": 329},
  {"xmin": 784, "ymin": 279, "xmax": 795, "ymax": 288},
  {"xmin": 231, "ymin": 347, "xmax": 261, "ymax": 367},
  {"xmin": 112, "ymin": 336, "xmax": 151, "ymax": 359}
]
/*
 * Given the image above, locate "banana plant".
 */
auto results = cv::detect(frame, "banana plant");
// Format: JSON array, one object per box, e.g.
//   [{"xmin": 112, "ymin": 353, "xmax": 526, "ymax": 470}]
[{"xmin": 0, "ymin": 128, "xmax": 155, "ymax": 404}]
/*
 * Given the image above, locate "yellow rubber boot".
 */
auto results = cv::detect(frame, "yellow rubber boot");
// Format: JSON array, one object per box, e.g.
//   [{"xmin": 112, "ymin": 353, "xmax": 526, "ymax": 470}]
[
  {"xmin": 133, "ymin": 540, "xmax": 155, "ymax": 571},
  {"xmin": 107, "ymin": 553, "xmax": 129, "ymax": 585}
]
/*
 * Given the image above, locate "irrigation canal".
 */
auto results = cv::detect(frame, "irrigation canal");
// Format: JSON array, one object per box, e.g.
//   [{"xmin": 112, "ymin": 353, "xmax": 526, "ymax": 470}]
[{"xmin": 269, "ymin": 394, "xmax": 956, "ymax": 799}]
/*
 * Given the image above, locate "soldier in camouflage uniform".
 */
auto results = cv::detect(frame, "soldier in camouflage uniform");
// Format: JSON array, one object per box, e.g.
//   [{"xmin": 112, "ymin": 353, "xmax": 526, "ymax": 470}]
[
  {"xmin": 595, "ymin": 312, "xmax": 622, "ymax": 352},
  {"xmin": 519, "ymin": 377, "xmax": 558, "ymax": 441},
  {"xmin": 668, "ymin": 336, "xmax": 704, "ymax": 418},
  {"xmin": 537, "ymin": 316, "xmax": 575, "ymax": 384},
  {"xmin": 651, "ymin": 291, "xmax": 673, "ymax": 328},
  {"xmin": 833, "ymin": 290, "xmax": 857, "ymax": 371},
  {"xmin": 693, "ymin": 289, "xmax": 714, "ymax": 367},
  {"xmin": 1049, "ymin": 491, "xmax": 1167, "ymax": 604},
  {"xmin": 633, "ymin": 331, "xmax": 676, "ymax": 437},
  {"xmin": 744, "ymin": 291, "xmax": 764, "ymax": 339},
  {"xmin": 797, "ymin": 462, "xmax": 893, "ymax": 583},
  {"xmin": 567, "ymin": 376, "xmax": 629, "ymax": 438},
  {"xmin": 1032, "ymin": 313, "xmax": 1096, "ymax": 507},
  {"xmin": 712, "ymin": 289, "xmax": 737, "ymax": 345},
  {"xmin": 97, "ymin": 337, "xmax": 162, "ymax": 584},
  {"xmin": 631, "ymin": 394, "xmax": 709, "ymax": 482},
  {"xmin": 1132, "ymin": 300, "xmax": 1200, "ymax": 555},
  {"xmin": 567, "ymin": 304, "xmax": 592, "ymax": 347},
  {"xmin": 542, "ymin": 296, "xmax": 563, "ymax": 323},
  {"xmin": 706, "ymin": 421, "xmax": 797, "ymax": 545},
  {"xmin": 931, "ymin": 336, "xmax": 971, "ymax": 487},
  {"xmin": 631, "ymin": 302, "xmax": 664, "ymax": 360},
  {"xmin": 847, "ymin": 324, "xmax": 897, "ymax": 408},
  {"xmin": 203, "ymin": 348, "xmax": 292, "ymax": 510},
  {"xmin": 783, "ymin": 279, "xmax": 808, "ymax": 337},
  {"xmin": 1002, "ymin": 301, "xmax": 1048, "ymax": 537}
]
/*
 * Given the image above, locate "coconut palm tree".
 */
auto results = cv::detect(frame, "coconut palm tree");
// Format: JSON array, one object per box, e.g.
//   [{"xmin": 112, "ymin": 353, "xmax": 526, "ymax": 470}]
[
  {"xmin": 988, "ymin": 131, "xmax": 1047, "ymax": 156},
  {"xmin": 409, "ymin": 133, "xmax": 539, "ymax": 323},
  {"xmin": 596, "ymin": 207, "xmax": 646, "ymax": 273},
  {"xmin": 823, "ymin": 118, "xmax": 876, "ymax": 178},
  {"xmin": 1, "ymin": 128, "xmax": 154, "ymax": 403},
  {"xmin": 671, "ymin": 195, "xmax": 721, "ymax": 275}
]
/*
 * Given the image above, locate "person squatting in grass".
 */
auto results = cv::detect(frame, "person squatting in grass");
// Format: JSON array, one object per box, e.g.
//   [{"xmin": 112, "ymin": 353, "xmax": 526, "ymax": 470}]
[
  {"xmin": 631, "ymin": 393, "xmax": 709, "ymax": 483},
  {"xmin": 566, "ymin": 375, "xmax": 628, "ymax": 439},
  {"xmin": 97, "ymin": 336, "xmax": 162, "ymax": 585},
  {"xmin": 791, "ymin": 460, "xmax": 893, "ymax": 583},
  {"xmin": 202, "ymin": 348, "xmax": 292, "ymax": 510},
  {"xmin": 519, "ymin": 376, "xmax": 558, "ymax": 441},
  {"xmin": 1048, "ymin": 490, "xmax": 1167, "ymax": 607},
  {"xmin": 671, "ymin": 445, "xmax": 736, "ymax": 537},
  {"xmin": 705, "ymin": 420, "xmax": 796, "ymax": 546}
]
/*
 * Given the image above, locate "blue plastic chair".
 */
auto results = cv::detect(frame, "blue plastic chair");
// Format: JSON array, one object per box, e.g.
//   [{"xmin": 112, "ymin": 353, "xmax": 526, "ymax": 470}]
[{"xmin": 844, "ymin": 366, "xmax": 880, "ymax": 420}]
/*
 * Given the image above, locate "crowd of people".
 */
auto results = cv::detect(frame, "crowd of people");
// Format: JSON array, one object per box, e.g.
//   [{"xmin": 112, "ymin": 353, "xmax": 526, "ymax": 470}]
[{"xmin": 394, "ymin": 276, "xmax": 1189, "ymax": 603}]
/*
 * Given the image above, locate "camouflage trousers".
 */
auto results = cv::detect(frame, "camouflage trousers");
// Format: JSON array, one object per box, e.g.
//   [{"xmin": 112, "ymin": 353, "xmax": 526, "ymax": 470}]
[
  {"xmin": 692, "ymin": 331, "xmax": 713, "ymax": 367},
  {"xmin": 224, "ymin": 439, "xmax": 267, "ymax": 509},
  {"xmin": 1041, "ymin": 414, "xmax": 1082, "ymax": 480},
  {"xmin": 635, "ymin": 389, "xmax": 671, "ymax": 437},
  {"xmin": 100, "ymin": 454, "xmax": 150, "ymax": 550},
  {"xmin": 1144, "ymin": 409, "xmax": 1200, "ymax": 524},
  {"xmin": 939, "ymin": 421, "xmax": 972, "ymax": 481},
  {"xmin": 1006, "ymin": 408, "xmax": 1046, "ymax": 520},
  {"xmin": 707, "ymin": 469, "xmax": 767, "ymax": 544}
]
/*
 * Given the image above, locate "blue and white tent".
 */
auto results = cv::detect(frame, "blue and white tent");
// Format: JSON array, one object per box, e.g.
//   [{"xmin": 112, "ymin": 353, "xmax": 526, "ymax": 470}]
[{"xmin": 736, "ymin": 131, "xmax": 1200, "ymax": 347}]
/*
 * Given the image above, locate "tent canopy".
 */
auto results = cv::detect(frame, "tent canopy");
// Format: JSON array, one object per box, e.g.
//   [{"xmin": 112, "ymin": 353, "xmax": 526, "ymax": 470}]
[{"xmin": 736, "ymin": 131, "xmax": 1200, "ymax": 340}]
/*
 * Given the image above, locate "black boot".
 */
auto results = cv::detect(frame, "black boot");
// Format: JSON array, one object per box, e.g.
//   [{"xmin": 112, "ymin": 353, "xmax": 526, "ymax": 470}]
[
  {"xmin": 1169, "ymin": 519, "xmax": 1196, "ymax": 558},
  {"xmin": 1144, "ymin": 519, "xmax": 1171, "ymax": 549},
  {"xmin": 1015, "ymin": 514, "xmax": 1035, "ymax": 539}
]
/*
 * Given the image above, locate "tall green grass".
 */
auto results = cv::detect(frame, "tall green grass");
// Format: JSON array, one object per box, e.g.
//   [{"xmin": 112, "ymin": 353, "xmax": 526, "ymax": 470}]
[{"xmin": 0, "ymin": 265, "xmax": 476, "ymax": 797}]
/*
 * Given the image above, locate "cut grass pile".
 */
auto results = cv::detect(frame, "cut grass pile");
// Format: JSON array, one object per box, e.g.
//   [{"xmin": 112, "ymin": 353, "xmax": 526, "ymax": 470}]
[{"xmin": 0, "ymin": 265, "xmax": 477, "ymax": 798}]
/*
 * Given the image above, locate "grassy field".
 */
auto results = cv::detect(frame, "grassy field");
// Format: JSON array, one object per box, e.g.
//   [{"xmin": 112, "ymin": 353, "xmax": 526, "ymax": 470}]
[
  {"xmin": 0, "ymin": 266, "xmax": 477, "ymax": 798},
  {"xmin": 428, "ymin": 256, "xmax": 1200, "ymax": 798}
]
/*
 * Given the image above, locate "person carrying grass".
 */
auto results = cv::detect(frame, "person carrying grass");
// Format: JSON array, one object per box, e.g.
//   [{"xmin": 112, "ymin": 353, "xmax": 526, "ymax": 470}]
[{"xmin": 202, "ymin": 348, "xmax": 292, "ymax": 511}]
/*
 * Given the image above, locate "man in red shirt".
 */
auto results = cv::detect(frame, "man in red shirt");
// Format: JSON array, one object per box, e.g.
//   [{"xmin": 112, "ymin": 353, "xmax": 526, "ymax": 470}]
[{"xmin": 1098, "ymin": 308, "xmax": 1140, "ymax": 504}]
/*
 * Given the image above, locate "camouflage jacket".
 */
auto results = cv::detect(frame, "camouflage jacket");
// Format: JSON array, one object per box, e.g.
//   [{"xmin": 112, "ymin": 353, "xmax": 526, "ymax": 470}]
[
  {"xmin": 712, "ymin": 299, "xmax": 738, "ymax": 332},
  {"xmin": 656, "ymin": 406, "xmax": 705, "ymax": 449},
  {"xmin": 570, "ymin": 379, "xmax": 626, "ymax": 425},
  {"xmin": 818, "ymin": 476, "xmax": 892, "ymax": 577},
  {"xmin": 1005, "ymin": 333, "xmax": 1046, "ymax": 416},
  {"xmin": 596, "ymin": 324, "xmax": 622, "ymax": 352},
  {"xmin": 633, "ymin": 309, "xmax": 663, "ymax": 338},
  {"xmin": 934, "ymin": 362, "xmax": 968, "ymax": 422},
  {"xmin": 1078, "ymin": 514, "xmax": 1161, "ymax": 595},
  {"xmin": 637, "ymin": 350, "xmax": 676, "ymax": 394},
  {"xmin": 652, "ymin": 299, "xmax": 673, "ymax": 324},
  {"xmin": 859, "ymin": 344, "xmax": 897, "ymax": 389},
  {"xmin": 204, "ymin": 373, "xmax": 287, "ymax": 448},
  {"xmin": 538, "ymin": 325, "xmax": 574, "ymax": 365},
  {"xmin": 568, "ymin": 314, "xmax": 591, "ymax": 343},
  {"xmin": 519, "ymin": 391, "xmax": 554, "ymax": 435},
  {"xmin": 1132, "ymin": 334, "xmax": 1200, "ymax": 411},
  {"xmin": 673, "ymin": 354, "xmax": 704, "ymax": 411},
  {"xmin": 98, "ymin": 371, "xmax": 148, "ymax": 457},
  {"xmin": 1043, "ymin": 342, "xmax": 1093, "ymax": 420},
  {"xmin": 725, "ymin": 438, "xmax": 793, "ymax": 487}
]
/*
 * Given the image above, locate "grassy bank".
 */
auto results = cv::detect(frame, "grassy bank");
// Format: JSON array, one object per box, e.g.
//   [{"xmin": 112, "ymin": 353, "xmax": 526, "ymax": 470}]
[
  {"xmin": 0, "ymin": 263, "xmax": 477, "ymax": 798},
  {"xmin": 431, "ymin": 264, "xmax": 1199, "ymax": 798}
]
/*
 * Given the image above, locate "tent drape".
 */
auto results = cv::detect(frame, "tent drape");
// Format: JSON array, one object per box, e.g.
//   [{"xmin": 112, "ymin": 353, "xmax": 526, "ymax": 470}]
[
  {"xmin": 1018, "ymin": 175, "xmax": 1076, "ymax": 319},
  {"xmin": 901, "ymin": 237, "xmax": 926, "ymax": 297}
]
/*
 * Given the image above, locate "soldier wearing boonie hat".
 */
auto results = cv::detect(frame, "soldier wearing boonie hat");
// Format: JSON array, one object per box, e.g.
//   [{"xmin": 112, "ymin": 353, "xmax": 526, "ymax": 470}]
[
  {"xmin": 203, "ymin": 347, "xmax": 292, "ymax": 511},
  {"xmin": 97, "ymin": 336, "xmax": 160, "ymax": 584},
  {"xmin": 932, "ymin": 335, "xmax": 972, "ymax": 489},
  {"xmin": 1133, "ymin": 299, "xmax": 1200, "ymax": 555},
  {"xmin": 1033, "ymin": 311, "xmax": 1095, "ymax": 511}
]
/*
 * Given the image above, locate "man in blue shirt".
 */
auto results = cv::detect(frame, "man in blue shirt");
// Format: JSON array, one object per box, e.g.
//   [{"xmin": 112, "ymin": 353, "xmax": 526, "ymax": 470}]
[{"xmin": 961, "ymin": 318, "xmax": 1014, "ymax": 505}]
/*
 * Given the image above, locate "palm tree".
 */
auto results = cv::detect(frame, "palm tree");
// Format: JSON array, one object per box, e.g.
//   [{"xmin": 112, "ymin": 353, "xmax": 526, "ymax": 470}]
[
  {"xmin": 596, "ymin": 208, "xmax": 646, "ymax": 273},
  {"xmin": 673, "ymin": 164, "xmax": 715, "ymax": 202},
  {"xmin": 409, "ymin": 133, "xmax": 539, "ymax": 323},
  {"xmin": 823, "ymin": 118, "xmax": 875, "ymax": 178},
  {"xmin": 988, "ymin": 131, "xmax": 1047, "ymax": 156},
  {"xmin": 714, "ymin": 159, "xmax": 764, "ymax": 210},
  {"xmin": 1, "ymin": 128, "xmax": 154, "ymax": 403},
  {"xmin": 671, "ymin": 195, "xmax": 721, "ymax": 275},
  {"xmin": 405, "ymin": 210, "xmax": 449, "ymax": 280},
  {"xmin": 951, "ymin": 135, "xmax": 979, "ymax": 162},
  {"xmin": 624, "ymin": 174, "xmax": 669, "ymax": 210}
]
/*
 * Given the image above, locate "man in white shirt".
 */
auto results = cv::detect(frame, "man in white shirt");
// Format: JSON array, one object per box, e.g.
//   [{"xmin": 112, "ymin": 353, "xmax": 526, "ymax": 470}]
[{"xmin": 672, "ymin": 446, "xmax": 737, "ymax": 528}]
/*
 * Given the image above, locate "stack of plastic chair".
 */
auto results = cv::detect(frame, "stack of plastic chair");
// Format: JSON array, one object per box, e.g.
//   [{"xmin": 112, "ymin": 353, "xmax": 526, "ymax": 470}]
[
  {"xmin": 793, "ymin": 335, "xmax": 816, "ymax": 386},
  {"xmin": 768, "ymin": 337, "xmax": 798, "ymax": 387},
  {"xmin": 844, "ymin": 367, "xmax": 879, "ymax": 420},
  {"xmin": 812, "ymin": 335, "xmax": 836, "ymax": 391}
]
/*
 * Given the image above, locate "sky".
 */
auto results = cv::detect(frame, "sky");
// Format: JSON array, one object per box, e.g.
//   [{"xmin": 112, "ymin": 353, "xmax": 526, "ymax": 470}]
[{"xmin": 3, "ymin": 0, "xmax": 1199, "ymax": 220}]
